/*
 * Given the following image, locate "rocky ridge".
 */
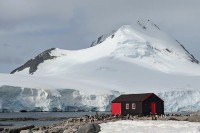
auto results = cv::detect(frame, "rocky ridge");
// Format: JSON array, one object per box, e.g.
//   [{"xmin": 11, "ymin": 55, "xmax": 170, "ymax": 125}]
[{"xmin": 11, "ymin": 48, "xmax": 56, "ymax": 75}]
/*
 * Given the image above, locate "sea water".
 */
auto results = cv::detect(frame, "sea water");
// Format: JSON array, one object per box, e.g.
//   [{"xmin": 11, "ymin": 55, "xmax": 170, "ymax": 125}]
[{"xmin": 0, "ymin": 112, "xmax": 111, "ymax": 126}]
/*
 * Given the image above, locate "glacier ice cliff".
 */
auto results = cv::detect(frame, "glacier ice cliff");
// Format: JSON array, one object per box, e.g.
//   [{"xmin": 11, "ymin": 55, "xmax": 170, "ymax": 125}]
[
  {"xmin": 0, "ymin": 85, "xmax": 200, "ymax": 112},
  {"xmin": 0, "ymin": 85, "xmax": 120, "ymax": 112}
]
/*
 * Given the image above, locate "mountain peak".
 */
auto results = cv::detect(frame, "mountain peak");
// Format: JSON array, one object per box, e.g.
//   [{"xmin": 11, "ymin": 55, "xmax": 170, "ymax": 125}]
[
  {"xmin": 11, "ymin": 21, "xmax": 199, "ymax": 75},
  {"xmin": 90, "ymin": 20, "xmax": 199, "ymax": 64},
  {"xmin": 90, "ymin": 20, "xmax": 160, "ymax": 47},
  {"xmin": 137, "ymin": 20, "xmax": 160, "ymax": 30}
]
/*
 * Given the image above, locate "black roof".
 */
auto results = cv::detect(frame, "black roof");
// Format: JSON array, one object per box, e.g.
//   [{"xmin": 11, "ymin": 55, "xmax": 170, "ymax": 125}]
[{"xmin": 112, "ymin": 93, "xmax": 162, "ymax": 102}]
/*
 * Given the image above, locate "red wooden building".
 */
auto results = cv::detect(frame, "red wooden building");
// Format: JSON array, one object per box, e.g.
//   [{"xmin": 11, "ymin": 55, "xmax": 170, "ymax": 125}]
[{"xmin": 112, "ymin": 93, "xmax": 164, "ymax": 116}]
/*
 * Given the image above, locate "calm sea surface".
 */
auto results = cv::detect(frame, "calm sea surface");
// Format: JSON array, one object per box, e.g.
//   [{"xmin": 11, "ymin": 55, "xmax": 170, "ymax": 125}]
[
  {"xmin": 0, "ymin": 112, "xmax": 111, "ymax": 118},
  {"xmin": 0, "ymin": 112, "xmax": 111, "ymax": 126}
]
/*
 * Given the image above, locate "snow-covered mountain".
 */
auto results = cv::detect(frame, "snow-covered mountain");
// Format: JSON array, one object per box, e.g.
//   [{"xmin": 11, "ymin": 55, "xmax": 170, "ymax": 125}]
[{"xmin": 1, "ymin": 20, "xmax": 200, "ymax": 112}]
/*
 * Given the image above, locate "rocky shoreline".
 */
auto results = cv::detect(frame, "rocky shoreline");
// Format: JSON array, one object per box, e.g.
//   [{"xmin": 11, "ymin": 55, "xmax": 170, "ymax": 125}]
[
  {"xmin": 0, "ymin": 114, "xmax": 117, "ymax": 133},
  {"xmin": 0, "ymin": 111, "xmax": 199, "ymax": 133}
]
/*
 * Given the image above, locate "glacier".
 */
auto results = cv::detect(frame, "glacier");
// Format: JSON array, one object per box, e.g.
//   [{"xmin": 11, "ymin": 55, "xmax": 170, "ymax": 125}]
[
  {"xmin": 158, "ymin": 89, "xmax": 200, "ymax": 112},
  {"xmin": 0, "ymin": 20, "xmax": 200, "ymax": 112},
  {"xmin": 0, "ymin": 85, "xmax": 199, "ymax": 112},
  {"xmin": 0, "ymin": 85, "xmax": 120, "ymax": 112}
]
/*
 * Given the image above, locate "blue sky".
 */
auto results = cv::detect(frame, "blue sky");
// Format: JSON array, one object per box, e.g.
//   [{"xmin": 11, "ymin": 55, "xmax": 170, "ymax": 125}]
[{"xmin": 0, "ymin": 0, "xmax": 200, "ymax": 73}]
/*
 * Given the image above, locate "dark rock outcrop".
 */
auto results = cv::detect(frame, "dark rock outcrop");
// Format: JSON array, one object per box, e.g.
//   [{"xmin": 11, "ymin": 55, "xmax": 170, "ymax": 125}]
[
  {"xmin": 77, "ymin": 123, "xmax": 101, "ymax": 133},
  {"xmin": 90, "ymin": 31, "xmax": 116, "ymax": 47},
  {"xmin": 176, "ymin": 40, "xmax": 199, "ymax": 64},
  {"xmin": 0, "ymin": 128, "xmax": 4, "ymax": 132},
  {"xmin": 168, "ymin": 117, "xmax": 180, "ymax": 121},
  {"xmin": 1, "ymin": 125, "xmax": 34, "ymax": 133},
  {"xmin": 11, "ymin": 48, "xmax": 56, "ymax": 75}
]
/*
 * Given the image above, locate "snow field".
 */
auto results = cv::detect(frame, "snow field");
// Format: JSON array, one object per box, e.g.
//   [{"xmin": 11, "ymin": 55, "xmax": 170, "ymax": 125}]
[{"xmin": 100, "ymin": 120, "xmax": 200, "ymax": 133}]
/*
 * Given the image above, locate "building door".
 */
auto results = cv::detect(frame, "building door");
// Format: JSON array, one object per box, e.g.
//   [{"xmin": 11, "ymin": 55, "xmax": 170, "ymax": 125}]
[
  {"xmin": 112, "ymin": 103, "xmax": 121, "ymax": 115},
  {"xmin": 151, "ymin": 102, "xmax": 156, "ymax": 114}
]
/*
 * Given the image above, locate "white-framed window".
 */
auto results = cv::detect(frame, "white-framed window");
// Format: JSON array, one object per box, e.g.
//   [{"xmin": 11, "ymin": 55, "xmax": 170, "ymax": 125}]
[
  {"xmin": 132, "ymin": 103, "xmax": 136, "ymax": 109},
  {"xmin": 126, "ymin": 103, "xmax": 129, "ymax": 109}
]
